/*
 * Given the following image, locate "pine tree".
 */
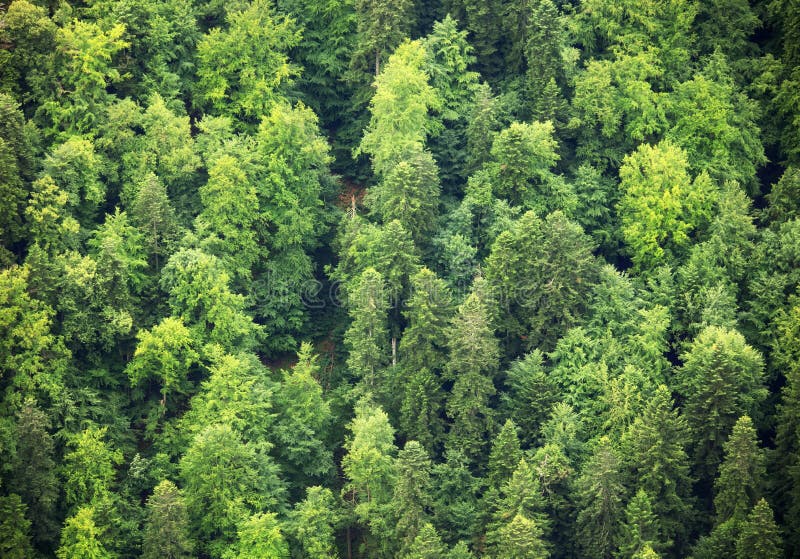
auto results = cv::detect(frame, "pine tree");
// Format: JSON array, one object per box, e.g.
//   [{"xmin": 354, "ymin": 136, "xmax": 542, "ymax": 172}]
[
  {"xmin": 487, "ymin": 458, "xmax": 550, "ymax": 551},
  {"xmin": 714, "ymin": 416, "xmax": 765, "ymax": 523},
  {"xmin": 398, "ymin": 268, "xmax": 451, "ymax": 450},
  {"xmin": 366, "ymin": 147, "xmax": 440, "ymax": 245},
  {"xmin": 495, "ymin": 514, "xmax": 549, "ymax": 559},
  {"xmin": 394, "ymin": 441, "xmax": 433, "ymax": 551},
  {"xmin": 341, "ymin": 399, "xmax": 397, "ymax": 554},
  {"xmin": 677, "ymin": 326, "xmax": 766, "ymax": 484},
  {"xmin": 345, "ymin": 267, "xmax": 390, "ymax": 388},
  {"xmin": 403, "ymin": 523, "xmax": 447, "ymax": 559},
  {"xmin": 620, "ymin": 385, "xmax": 693, "ymax": 552},
  {"xmin": 0, "ymin": 494, "xmax": 34, "ymax": 559},
  {"xmin": 142, "ymin": 480, "xmax": 193, "ymax": 559},
  {"xmin": 500, "ymin": 350, "xmax": 557, "ymax": 447},
  {"xmin": 487, "ymin": 419, "xmax": 523, "ymax": 490},
  {"xmin": 575, "ymin": 437, "xmax": 625, "ymax": 559},
  {"xmin": 735, "ymin": 499, "xmax": 783, "ymax": 559},
  {"xmin": 11, "ymin": 399, "xmax": 58, "ymax": 548},
  {"xmin": 445, "ymin": 278, "xmax": 500, "ymax": 464},
  {"xmin": 289, "ymin": 486, "xmax": 340, "ymax": 559},
  {"xmin": 56, "ymin": 507, "xmax": 112, "ymax": 559},
  {"xmin": 616, "ymin": 489, "xmax": 662, "ymax": 559}
]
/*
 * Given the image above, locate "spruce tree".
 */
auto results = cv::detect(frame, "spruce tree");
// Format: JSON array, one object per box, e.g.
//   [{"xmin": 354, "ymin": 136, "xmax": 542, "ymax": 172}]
[
  {"xmin": 620, "ymin": 385, "xmax": 693, "ymax": 552},
  {"xmin": 445, "ymin": 278, "xmax": 500, "ymax": 464},
  {"xmin": 344, "ymin": 267, "xmax": 390, "ymax": 388},
  {"xmin": 735, "ymin": 499, "xmax": 783, "ymax": 559},
  {"xmin": 714, "ymin": 415, "xmax": 765, "ymax": 523},
  {"xmin": 575, "ymin": 437, "xmax": 625, "ymax": 559}
]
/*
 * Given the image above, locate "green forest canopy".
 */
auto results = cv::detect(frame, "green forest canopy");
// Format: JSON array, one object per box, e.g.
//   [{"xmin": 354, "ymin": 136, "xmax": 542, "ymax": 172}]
[{"xmin": 1, "ymin": 0, "xmax": 800, "ymax": 557}]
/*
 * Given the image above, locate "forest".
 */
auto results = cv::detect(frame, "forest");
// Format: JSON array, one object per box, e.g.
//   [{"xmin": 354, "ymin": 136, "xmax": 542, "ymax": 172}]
[{"xmin": 1, "ymin": 0, "xmax": 800, "ymax": 557}]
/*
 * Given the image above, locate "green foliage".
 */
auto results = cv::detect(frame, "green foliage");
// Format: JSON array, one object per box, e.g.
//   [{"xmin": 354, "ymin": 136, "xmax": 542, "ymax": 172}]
[
  {"xmin": 620, "ymin": 385, "xmax": 693, "ymax": 551},
  {"xmin": 39, "ymin": 20, "xmax": 128, "ymax": 137},
  {"xmin": 56, "ymin": 507, "xmax": 113, "ymax": 559},
  {"xmin": 486, "ymin": 121, "xmax": 560, "ymax": 210},
  {"xmin": 344, "ymin": 268, "xmax": 389, "ymax": 387},
  {"xmin": 616, "ymin": 490, "xmax": 662, "ymax": 559},
  {"xmin": 365, "ymin": 147, "xmax": 441, "ymax": 244},
  {"xmin": 126, "ymin": 317, "xmax": 199, "ymax": 409},
  {"xmin": 142, "ymin": 480, "xmax": 193, "ymax": 559},
  {"xmin": 194, "ymin": 0, "xmax": 300, "ymax": 125},
  {"xmin": 273, "ymin": 342, "xmax": 334, "ymax": 483},
  {"xmin": 677, "ymin": 326, "xmax": 766, "ymax": 482},
  {"xmin": 196, "ymin": 154, "xmax": 259, "ymax": 284},
  {"xmin": 714, "ymin": 416, "xmax": 765, "ymax": 523},
  {"xmin": 289, "ymin": 486, "xmax": 340, "ymax": 558},
  {"xmin": 161, "ymin": 248, "xmax": 261, "ymax": 350},
  {"xmin": 0, "ymin": 264, "xmax": 68, "ymax": 405},
  {"xmin": 351, "ymin": 0, "xmax": 413, "ymax": 76},
  {"xmin": 485, "ymin": 210, "xmax": 599, "ymax": 350},
  {"xmin": 63, "ymin": 426, "xmax": 123, "ymax": 510},
  {"xmin": 0, "ymin": 494, "xmax": 34, "ymax": 559},
  {"xmin": 341, "ymin": 399, "xmax": 397, "ymax": 555},
  {"xmin": 445, "ymin": 279, "xmax": 499, "ymax": 464},
  {"xmin": 575, "ymin": 437, "xmax": 626, "ymax": 559},
  {"xmin": 619, "ymin": 141, "xmax": 717, "ymax": 271},
  {"xmin": 224, "ymin": 512, "xmax": 290, "ymax": 559},
  {"xmin": 735, "ymin": 499, "xmax": 783, "ymax": 559},
  {"xmin": 357, "ymin": 40, "xmax": 440, "ymax": 175},
  {"xmin": 10, "ymin": 399, "xmax": 58, "ymax": 548},
  {"xmin": 179, "ymin": 423, "xmax": 286, "ymax": 558},
  {"xmin": 393, "ymin": 441, "xmax": 433, "ymax": 551}
]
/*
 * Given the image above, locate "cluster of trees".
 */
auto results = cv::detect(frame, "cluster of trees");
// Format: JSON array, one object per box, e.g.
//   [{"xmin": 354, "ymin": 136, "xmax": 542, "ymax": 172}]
[{"xmin": 1, "ymin": 0, "xmax": 800, "ymax": 557}]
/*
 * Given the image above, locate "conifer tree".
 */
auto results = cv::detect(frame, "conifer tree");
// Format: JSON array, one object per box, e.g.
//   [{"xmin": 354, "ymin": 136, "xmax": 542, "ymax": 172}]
[
  {"xmin": 487, "ymin": 419, "xmax": 523, "ymax": 490},
  {"xmin": 620, "ymin": 385, "xmax": 693, "ymax": 551},
  {"xmin": 345, "ymin": 267, "xmax": 390, "ymax": 388},
  {"xmin": 616, "ymin": 489, "xmax": 662, "ymax": 559},
  {"xmin": 142, "ymin": 480, "xmax": 193, "ymax": 559},
  {"xmin": 714, "ymin": 416, "xmax": 765, "ymax": 523},
  {"xmin": 575, "ymin": 437, "xmax": 625, "ymax": 559},
  {"xmin": 445, "ymin": 278, "xmax": 500, "ymax": 464},
  {"xmin": 394, "ymin": 441, "xmax": 434, "ymax": 551},
  {"xmin": 734, "ymin": 499, "xmax": 783, "ymax": 559},
  {"xmin": 677, "ymin": 326, "xmax": 766, "ymax": 484}
]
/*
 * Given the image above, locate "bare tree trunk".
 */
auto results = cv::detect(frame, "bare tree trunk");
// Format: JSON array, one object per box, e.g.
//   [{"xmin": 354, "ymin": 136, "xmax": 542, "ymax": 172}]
[
  {"xmin": 375, "ymin": 49, "xmax": 381, "ymax": 76},
  {"xmin": 392, "ymin": 336, "xmax": 397, "ymax": 367}
]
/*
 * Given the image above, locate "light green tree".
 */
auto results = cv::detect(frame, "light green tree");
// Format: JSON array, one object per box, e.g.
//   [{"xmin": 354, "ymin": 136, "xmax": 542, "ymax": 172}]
[{"xmin": 619, "ymin": 141, "xmax": 717, "ymax": 271}]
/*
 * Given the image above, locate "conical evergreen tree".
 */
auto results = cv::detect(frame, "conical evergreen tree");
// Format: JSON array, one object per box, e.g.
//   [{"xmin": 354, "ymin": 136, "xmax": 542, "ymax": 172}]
[
  {"xmin": 620, "ymin": 385, "xmax": 693, "ymax": 552},
  {"xmin": 487, "ymin": 419, "xmax": 523, "ymax": 490},
  {"xmin": 615, "ymin": 489, "xmax": 662, "ymax": 559},
  {"xmin": 394, "ymin": 441, "xmax": 434, "ymax": 552},
  {"xmin": 344, "ymin": 267, "xmax": 390, "ymax": 388},
  {"xmin": 403, "ymin": 522, "xmax": 447, "ymax": 559},
  {"xmin": 445, "ymin": 277, "xmax": 499, "ymax": 465},
  {"xmin": 496, "ymin": 514, "xmax": 549, "ymax": 559},
  {"xmin": 575, "ymin": 437, "xmax": 625, "ymax": 559},
  {"xmin": 735, "ymin": 499, "xmax": 783, "ymax": 559},
  {"xmin": 714, "ymin": 415, "xmax": 765, "ymax": 523}
]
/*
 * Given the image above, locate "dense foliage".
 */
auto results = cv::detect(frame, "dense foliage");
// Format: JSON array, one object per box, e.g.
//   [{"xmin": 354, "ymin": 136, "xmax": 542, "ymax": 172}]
[{"xmin": 0, "ymin": 0, "xmax": 799, "ymax": 557}]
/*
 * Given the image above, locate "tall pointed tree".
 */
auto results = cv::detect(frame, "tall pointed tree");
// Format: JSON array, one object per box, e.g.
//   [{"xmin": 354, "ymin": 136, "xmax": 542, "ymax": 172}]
[
  {"xmin": 677, "ymin": 326, "xmax": 766, "ymax": 484},
  {"xmin": 620, "ymin": 385, "xmax": 693, "ymax": 552},
  {"xmin": 445, "ymin": 278, "xmax": 500, "ymax": 464}
]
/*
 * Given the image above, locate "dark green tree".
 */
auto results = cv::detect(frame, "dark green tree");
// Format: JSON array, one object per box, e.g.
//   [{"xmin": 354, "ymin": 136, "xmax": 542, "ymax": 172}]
[
  {"xmin": 575, "ymin": 437, "xmax": 626, "ymax": 559},
  {"xmin": 0, "ymin": 494, "xmax": 33, "ymax": 559},
  {"xmin": 620, "ymin": 385, "xmax": 693, "ymax": 552},
  {"xmin": 734, "ymin": 499, "xmax": 783, "ymax": 559},
  {"xmin": 445, "ymin": 278, "xmax": 500, "ymax": 464},
  {"xmin": 393, "ymin": 441, "xmax": 434, "ymax": 552},
  {"xmin": 615, "ymin": 489, "xmax": 662, "ymax": 559},
  {"xmin": 677, "ymin": 326, "xmax": 766, "ymax": 483},
  {"xmin": 142, "ymin": 480, "xmax": 193, "ymax": 559},
  {"xmin": 714, "ymin": 415, "xmax": 765, "ymax": 524}
]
